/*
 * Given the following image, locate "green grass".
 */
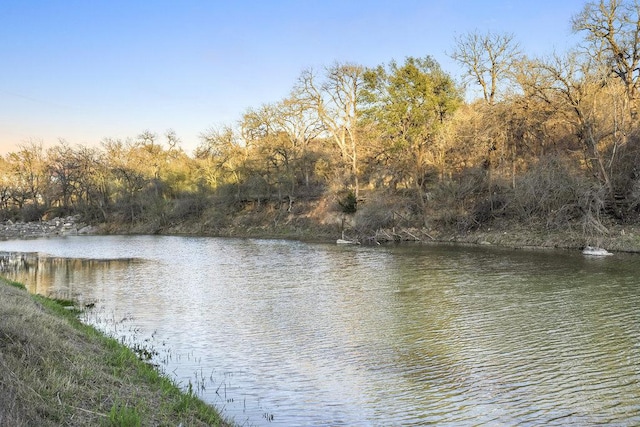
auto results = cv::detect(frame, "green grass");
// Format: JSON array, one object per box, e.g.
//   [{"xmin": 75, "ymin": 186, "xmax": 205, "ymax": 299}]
[
  {"xmin": 108, "ymin": 403, "xmax": 141, "ymax": 427},
  {"xmin": 0, "ymin": 278, "xmax": 231, "ymax": 426}
]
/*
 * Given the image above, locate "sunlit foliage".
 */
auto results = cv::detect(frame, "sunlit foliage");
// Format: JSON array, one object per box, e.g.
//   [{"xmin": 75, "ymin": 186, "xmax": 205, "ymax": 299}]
[{"xmin": 3, "ymin": 1, "xmax": 640, "ymax": 235}]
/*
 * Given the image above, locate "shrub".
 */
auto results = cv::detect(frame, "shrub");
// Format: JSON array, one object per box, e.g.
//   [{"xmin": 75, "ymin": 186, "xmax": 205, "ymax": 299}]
[
  {"xmin": 354, "ymin": 192, "xmax": 399, "ymax": 231},
  {"xmin": 165, "ymin": 196, "xmax": 212, "ymax": 223},
  {"xmin": 20, "ymin": 203, "xmax": 45, "ymax": 222},
  {"xmin": 338, "ymin": 191, "xmax": 357, "ymax": 214},
  {"xmin": 511, "ymin": 156, "xmax": 586, "ymax": 228},
  {"xmin": 429, "ymin": 166, "xmax": 490, "ymax": 230}
]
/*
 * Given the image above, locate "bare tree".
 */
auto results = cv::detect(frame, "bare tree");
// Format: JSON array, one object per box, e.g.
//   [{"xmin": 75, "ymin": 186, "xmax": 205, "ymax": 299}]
[
  {"xmin": 6, "ymin": 140, "xmax": 47, "ymax": 212},
  {"xmin": 298, "ymin": 62, "xmax": 366, "ymax": 198},
  {"xmin": 47, "ymin": 141, "xmax": 82, "ymax": 211},
  {"xmin": 241, "ymin": 95, "xmax": 323, "ymax": 197},
  {"xmin": 272, "ymin": 94, "xmax": 324, "ymax": 189},
  {"xmin": 522, "ymin": 51, "xmax": 615, "ymax": 193},
  {"xmin": 572, "ymin": 0, "xmax": 640, "ymax": 117},
  {"xmin": 196, "ymin": 125, "xmax": 244, "ymax": 190},
  {"xmin": 450, "ymin": 30, "xmax": 522, "ymax": 104}
]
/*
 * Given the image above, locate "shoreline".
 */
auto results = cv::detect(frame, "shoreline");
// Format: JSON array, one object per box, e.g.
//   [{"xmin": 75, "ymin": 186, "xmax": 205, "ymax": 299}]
[
  {"xmin": 2, "ymin": 216, "xmax": 640, "ymax": 254},
  {"xmin": 0, "ymin": 279, "xmax": 231, "ymax": 426},
  {"xmin": 103, "ymin": 217, "xmax": 640, "ymax": 254}
]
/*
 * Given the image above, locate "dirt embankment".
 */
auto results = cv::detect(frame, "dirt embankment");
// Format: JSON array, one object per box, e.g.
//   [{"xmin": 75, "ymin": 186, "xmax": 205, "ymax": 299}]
[
  {"xmin": 3, "ymin": 203, "xmax": 640, "ymax": 253},
  {"xmin": 100, "ymin": 215, "xmax": 640, "ymax": 254}
]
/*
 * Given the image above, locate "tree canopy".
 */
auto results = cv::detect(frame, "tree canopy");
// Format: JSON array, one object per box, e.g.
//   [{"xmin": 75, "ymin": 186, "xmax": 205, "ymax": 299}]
[{"xmin": 2, "ymin": 1, "xmax": 640, "ymax": 240}]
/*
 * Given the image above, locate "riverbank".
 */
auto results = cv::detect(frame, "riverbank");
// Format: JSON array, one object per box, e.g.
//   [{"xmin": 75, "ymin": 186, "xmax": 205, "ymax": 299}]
[
  {"xmin": 101, "ymin": 213, "xmax": 640, "ymax": 254},
  {"xmin": 423, "ymin": 220, "xmax": 640, "ymax": 253},
  {"xmin": 0, "ymin": 279, "xmax": 230, "ymax": 426},
  {"xmin": 3, "ymin": 206, "xmax": 640, "ymax": 253}
]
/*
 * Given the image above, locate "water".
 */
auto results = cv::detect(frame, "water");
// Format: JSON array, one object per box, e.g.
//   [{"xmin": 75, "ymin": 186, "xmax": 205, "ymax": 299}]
[{"xmin": 1, "ymin": 235, "xmax": 639, "ymax": 426}]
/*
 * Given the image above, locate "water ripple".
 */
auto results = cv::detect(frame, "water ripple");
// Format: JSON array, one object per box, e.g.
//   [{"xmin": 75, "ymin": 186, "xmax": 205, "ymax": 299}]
[{"xmin": 1, "ymin": 237, "xmax": 639, "ymax": 426}]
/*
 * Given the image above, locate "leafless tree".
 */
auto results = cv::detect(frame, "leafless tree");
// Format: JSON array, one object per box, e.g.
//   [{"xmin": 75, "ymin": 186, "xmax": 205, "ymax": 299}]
[{"xmin": 450, "ymin": 30, "xmax": 522, "ymax": 104}]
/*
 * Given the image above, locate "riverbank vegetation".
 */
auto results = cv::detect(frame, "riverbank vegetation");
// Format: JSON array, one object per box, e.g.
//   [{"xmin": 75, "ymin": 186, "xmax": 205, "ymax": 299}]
[
  {"xmin": 2, "ymin": 1, "xmax": 640, "ymax": 250},
  {"xmin": 0, "ymin": 278, "xmax": 230, "ymax": 426}
]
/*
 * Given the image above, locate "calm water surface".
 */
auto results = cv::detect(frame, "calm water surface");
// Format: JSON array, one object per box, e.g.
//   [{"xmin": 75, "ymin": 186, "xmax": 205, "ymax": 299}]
[{"xmin": 1, "ymin": 235, "xmax": 639, "ymax": 426}]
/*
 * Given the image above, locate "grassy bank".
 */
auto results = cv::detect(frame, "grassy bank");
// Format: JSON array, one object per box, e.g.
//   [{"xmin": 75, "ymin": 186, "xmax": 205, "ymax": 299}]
[{"xmin": 0, "ymin": 278, "xmax": 230, "ymax": 427}]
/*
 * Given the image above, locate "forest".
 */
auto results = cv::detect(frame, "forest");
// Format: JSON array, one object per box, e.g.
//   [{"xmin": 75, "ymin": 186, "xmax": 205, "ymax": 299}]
[{"xmin": 2, "ymin": 0, "xmax": 640, "ymax": 244}]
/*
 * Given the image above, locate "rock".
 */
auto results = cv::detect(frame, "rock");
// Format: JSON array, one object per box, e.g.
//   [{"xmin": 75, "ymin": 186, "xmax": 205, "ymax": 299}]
[
  {"xmin": 0, "ymin": 216, "xmax": 95, "ymax": 239},
  {"xmin": 78, "ymin": 225, "xmax": 97, "ymax": 235}
]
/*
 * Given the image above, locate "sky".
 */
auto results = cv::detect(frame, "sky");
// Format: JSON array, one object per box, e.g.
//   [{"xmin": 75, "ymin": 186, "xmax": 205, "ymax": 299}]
[{"xmin": 0, "ymin": 0, "xmax": 587, "ymax": 156}]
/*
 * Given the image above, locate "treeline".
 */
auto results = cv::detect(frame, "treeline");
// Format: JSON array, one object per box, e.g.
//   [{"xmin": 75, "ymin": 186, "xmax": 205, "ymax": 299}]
[{"xmin": 2, "ymin": 0, "xmax": 640, "ymax": 238}]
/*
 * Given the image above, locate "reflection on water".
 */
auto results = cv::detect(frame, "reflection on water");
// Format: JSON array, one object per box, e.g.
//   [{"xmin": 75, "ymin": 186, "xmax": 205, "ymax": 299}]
[
  {"xmin": 0, "ymin": 236, "xmax": 639, "ymax": 426},
  {"xmin": 0, "ymin": 251, "xmax": 140, "ymax": 302}
]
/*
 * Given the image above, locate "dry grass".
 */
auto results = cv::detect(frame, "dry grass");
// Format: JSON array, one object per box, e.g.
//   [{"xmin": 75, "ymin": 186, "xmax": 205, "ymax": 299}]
[{"xmin": 0, "ymin": 279, "xmax": 230, "ymax": 426}]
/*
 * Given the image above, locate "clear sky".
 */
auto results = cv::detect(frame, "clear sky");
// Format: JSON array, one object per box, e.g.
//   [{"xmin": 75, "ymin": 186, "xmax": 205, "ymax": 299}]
[{"xmin": 0, "ymin": 0, "xmax": 587, "ymax": 155}]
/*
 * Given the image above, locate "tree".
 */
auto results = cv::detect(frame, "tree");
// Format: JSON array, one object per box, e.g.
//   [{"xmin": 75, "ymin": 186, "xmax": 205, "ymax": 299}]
[
  {"xmin": 196, "ymin": 125, "xmax": 245, "ymax": 192},
  {"xmin": 6, "ymin": 140, "xmax": 47, "ymax": 215},
  {"xmin": 273, "ymin": 94, "xmax": 324, "ymax": 190},
  {"xmin": 72, "ymin": 145, "xmax": 110, "ymax": 220},
  {"xmin": 153, "ymin": 130, "xmax": 200, "ymax": 198},
  {"xmin": 0, "ymin": 157, "xmax": 14, "ymax": 215},
  {"xmin": 240, "ymin": 95, "xmax": 324, "ymax": 200},
  {"xmin": 364, "ymin": 56, "xmax": 462, "ymax": 224},
  {"xmin": 521, "ymin": 51, "xmax": 619, "ymax": 196},
  {"xmin": 298, "ymin": 62, "xmax": 366, "ymax": 198},
  {"xmin": 450, "ymin": 30, "xmax": 522, "ymax": 104},
  {"xmin": 572, "ymin": 0, "xmax": 640, "ymax": 117},
  {"xmin": 47, "ymin": 141, "xmax": 82, "ymax": 212},
  {"xmin": 102, "ymin": 138, "xmax": 149, "ymax": 223}
]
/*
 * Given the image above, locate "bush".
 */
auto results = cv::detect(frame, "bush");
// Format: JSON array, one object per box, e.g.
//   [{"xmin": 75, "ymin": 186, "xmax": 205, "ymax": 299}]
[
  {"xmin": 165, "ymin": 196, "xmax": 212, "ymax": 223},
  {"xmin": 338, "ymin": 191, "xmax": 357, "ymax": 214},
  {"xmin": 20, "ymin": 204, "xmax": 45, "ymax": 222},
  {"xmin": 354, "ymin": 192, "xmax": 400, "ymax": 231},
  {"xmin": 429, "ymin": 166, "xmax": 490, "ymax": 230},
  {"xmin": 511, "ymin": 156, "xmax": 586, "ymax": 228}
]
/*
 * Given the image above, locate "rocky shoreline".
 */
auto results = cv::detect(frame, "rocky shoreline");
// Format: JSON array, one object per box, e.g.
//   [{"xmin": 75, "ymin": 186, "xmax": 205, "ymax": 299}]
[
  {"xmin": 2, "ymin": 215, "xmax": 640, "ymax": 254},
  {"xmin": 0, "ymin": 216, "xmax": 98, "ymax": 240}
]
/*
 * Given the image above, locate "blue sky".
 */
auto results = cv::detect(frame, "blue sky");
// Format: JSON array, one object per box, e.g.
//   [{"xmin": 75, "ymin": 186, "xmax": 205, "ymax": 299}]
[{"xmin": 0, "ymin": 0, "xmax": 586, "ymax": 155}]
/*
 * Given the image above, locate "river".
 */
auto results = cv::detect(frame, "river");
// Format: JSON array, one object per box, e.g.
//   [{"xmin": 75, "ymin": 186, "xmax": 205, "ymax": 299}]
[{"xmin": 1, "ymin": 235, "xmax": 639, "ymax": 426}]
